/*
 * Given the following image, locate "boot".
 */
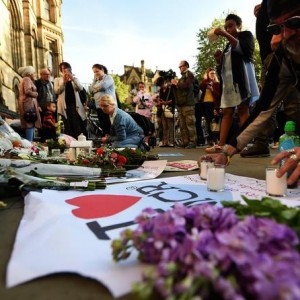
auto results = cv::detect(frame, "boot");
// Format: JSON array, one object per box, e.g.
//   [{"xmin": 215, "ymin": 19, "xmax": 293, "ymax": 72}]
[{"xmin": 240, "ymin": 139, "xmax": 270, "ymax": 158}]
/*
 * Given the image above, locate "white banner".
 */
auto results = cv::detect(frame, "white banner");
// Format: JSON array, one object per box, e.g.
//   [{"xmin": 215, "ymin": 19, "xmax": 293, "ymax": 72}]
[{"xmin": 6, "ymin": 174, "xmax": 300, "ymax": 298}]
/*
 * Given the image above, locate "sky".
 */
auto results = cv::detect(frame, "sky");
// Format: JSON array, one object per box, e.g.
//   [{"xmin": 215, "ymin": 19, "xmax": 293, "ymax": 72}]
[{"xmin": 61, "ymin": 0, "xmax": 259, "ymax": 85}]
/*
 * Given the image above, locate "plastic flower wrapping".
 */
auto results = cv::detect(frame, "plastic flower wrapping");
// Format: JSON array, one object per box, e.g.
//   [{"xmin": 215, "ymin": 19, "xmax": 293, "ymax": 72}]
[{"xmin": 112, "ymin": 203, "xmax": 300, "ymax": 300}]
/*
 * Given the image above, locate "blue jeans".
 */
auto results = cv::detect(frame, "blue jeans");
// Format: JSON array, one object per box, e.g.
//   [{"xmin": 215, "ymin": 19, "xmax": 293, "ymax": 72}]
[
  {"xmin": 112, "ymin": 135, "xmax": 144, "ymax": 148},
  {"xmin": 25, "ymin": 127, "xmax": 34, "ymax": 142}
]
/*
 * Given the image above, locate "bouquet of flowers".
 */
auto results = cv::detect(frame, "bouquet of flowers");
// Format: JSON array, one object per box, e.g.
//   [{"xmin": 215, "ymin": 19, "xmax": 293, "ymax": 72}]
[
  {"xmin": 75, "ymin": 147, "xmax": 158, "ymax": 171},
  {"xmin": 112, "ymin": 202, "xmax": 300, "ymax": 300}
]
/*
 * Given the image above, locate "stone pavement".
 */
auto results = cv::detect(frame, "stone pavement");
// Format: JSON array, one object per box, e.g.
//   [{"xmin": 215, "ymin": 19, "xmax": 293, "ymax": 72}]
[{"xmin": 0, "ymin": 146, "xmax": 276, "ymax": 300}]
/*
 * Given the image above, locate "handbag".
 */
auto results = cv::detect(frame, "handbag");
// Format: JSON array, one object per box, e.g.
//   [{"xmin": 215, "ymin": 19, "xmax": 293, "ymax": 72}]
[
  {"xmin": 210, "ymin": 118, "xmax": 220, "ymax": 132},
  {"xmin": 24, "ymin": 109, "xmax": 38, "ymax": 123},
  {"xmin": 162, "ymin": 105, "xmax": 173, "ymax": 118},
  {"xmin": 79, "ymin": 88, "xmax": 87, "ymax": 104}
]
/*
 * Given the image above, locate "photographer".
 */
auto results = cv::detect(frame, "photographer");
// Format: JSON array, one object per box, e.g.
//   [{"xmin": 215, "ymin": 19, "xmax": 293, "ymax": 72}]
[
  {"xmin": 195, "ymin": 67, "xmax": 221, "ymax": 146},
  {"xmin": 156, "ymin": 76, "xmax": 176, "ymax": 147},
  {"xmin": 133, "ymin": 82, "xmax": 153, "ymax": 119},
  {"xmin": 171, "ymin": 60, "xmax": 197, "ymax": 149}
]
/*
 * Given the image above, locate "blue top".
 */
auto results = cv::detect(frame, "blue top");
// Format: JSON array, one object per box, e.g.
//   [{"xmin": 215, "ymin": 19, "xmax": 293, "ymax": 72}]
[
  {"xmin": 108, "ymin": 108, "xmax": 144, "ymax": 143},
  {"xmin": 89, "ymin": 74, "xmax": 116, "ymax": 108}
]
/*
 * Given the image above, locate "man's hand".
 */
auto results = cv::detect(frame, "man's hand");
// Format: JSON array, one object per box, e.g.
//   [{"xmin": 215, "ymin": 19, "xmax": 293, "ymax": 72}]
[{"xmin": 272, "ymin": 147, "xmax": 300, "ymax": 185}]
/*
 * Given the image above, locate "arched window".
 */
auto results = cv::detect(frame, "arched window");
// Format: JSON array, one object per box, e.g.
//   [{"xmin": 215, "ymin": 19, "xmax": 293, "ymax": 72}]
[
  {"xmin": 9, "ymin": 0, "xmax": 23, "ymax": 70},
  {"xmin": 13, "ymin": 77, "xmax": 20, "ymax": 112},
  {"xmin": 43, "ymin": 0, "xmax": 50, "ymax": 20}
]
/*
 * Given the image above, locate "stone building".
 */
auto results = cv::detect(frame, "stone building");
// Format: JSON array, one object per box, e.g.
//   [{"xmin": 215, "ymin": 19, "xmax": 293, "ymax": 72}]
[
  {"xmin": 0, "ymin": 0, "xmax": 63, "ymax": 118},
  {"xmin": 120, "ymin": 60, "xmax": 161, "ymax": 94}
]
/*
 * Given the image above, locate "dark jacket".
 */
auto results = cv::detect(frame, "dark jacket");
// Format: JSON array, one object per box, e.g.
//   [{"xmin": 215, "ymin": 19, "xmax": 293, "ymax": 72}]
[
  {"xmin": 199, "ymin": 79, "xmax": 221, "ymax": 108},
  {"xmin": 176, "ymin": 70, "xmax": 195, "ymax": 107},
  {"xmin": 221, "ymin": 31, "xmax": 255, "ymax": 100}
]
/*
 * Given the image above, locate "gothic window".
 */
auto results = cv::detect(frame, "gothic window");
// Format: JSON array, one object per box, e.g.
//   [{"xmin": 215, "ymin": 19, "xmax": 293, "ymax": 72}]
[
  {"xmin": 9, "ymin": 0, "xmax": 23, "ymax": 70},
  {"xmin": 43, "ymin": 0, "xmax": 56, "ymax": 23},
  {"xmin": 43, "ymin": 0, "xmax": 50, "ymax": 20},
  {"xmin": 12, "ymin": 77, "xmax": 20, "ymax": 111},
  {"xmin": 47, "ymin": 40, "xmax": 58, "ymax": 77}
]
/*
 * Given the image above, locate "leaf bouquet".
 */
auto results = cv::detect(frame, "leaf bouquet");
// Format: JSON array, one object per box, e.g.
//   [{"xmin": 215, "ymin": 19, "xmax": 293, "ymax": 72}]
[{"xmin": 112, "ymin": 203, "xmax": 300, "ymax": 300}]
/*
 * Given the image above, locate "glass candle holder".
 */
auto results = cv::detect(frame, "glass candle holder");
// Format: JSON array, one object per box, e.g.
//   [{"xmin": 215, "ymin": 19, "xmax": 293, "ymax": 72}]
[
  {"xmin": 200, "ymin": 160, "xmax": 214, "ymax": 180},
  {"xmin": 207, "ymin": 164, "xmax": 225, "ymax": 192},
  {"xmin": 266, "ymin": 167, "xmax": 287, "ymax": 197}
]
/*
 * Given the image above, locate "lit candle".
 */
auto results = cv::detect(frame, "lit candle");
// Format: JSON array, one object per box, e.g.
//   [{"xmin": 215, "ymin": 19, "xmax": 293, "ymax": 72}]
[
  {"xmin": 266, "ymin": 167, "xmax": 287, "ymax": 197},
  {"xmin": 200, "ymin": 161, "xmax": 214, "ymax": 180},
  {"xmin": 207, "ymin": 165, "xmax": 225, "ymax": 192}
]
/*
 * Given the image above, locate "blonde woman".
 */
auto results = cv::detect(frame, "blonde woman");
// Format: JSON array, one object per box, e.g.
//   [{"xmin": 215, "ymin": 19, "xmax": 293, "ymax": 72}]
[
  {"xmin": 18, "ymin": 66, "xmax": 41, "ymax": 141},
  {"xmin": 99, "ymin": 94, "xmax": 144, "ymax": 148}
]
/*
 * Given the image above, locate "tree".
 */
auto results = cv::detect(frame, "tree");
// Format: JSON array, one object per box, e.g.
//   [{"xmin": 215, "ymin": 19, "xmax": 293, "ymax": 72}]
[
  {"xmin": 112, "ymin": 74, "xmax": 130, "ymax": 103},
  {"xmin": 194, "ymin": 17, "xmax": 227, "ymax": 79},
  {"xmin": 194, "ymin": 13, "xmax": 261, "ymax": 84}
]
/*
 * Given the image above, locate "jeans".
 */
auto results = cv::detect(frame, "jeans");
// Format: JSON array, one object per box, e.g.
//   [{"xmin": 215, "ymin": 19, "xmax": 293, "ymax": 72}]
[
  {"xmin": 111, "ymin": 135, "xmax": 144, "ymax": 148},
  {"xmin": 25, "ymin": 127, "xmax": 34, "ymax": 142}
]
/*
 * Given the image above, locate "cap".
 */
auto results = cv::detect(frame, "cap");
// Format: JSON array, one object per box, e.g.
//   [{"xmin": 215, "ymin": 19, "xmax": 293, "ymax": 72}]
[
  {"xmin": 268, "ymin": 0, "xmax": 300, "ymax": 21},
  {"xmin": 284, "ymin": 121, "xmax": 296, "ymax": 132}
]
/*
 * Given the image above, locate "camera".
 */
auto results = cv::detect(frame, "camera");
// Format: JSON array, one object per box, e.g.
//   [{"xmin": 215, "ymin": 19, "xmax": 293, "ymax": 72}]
[{"xmin": 159, "ymin": 69, "xmax": 176, "ymax": 81}]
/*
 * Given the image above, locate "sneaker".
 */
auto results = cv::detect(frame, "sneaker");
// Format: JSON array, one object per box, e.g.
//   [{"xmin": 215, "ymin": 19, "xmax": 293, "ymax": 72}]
[
  {"xmin": 185, "ymin": 143, "xmax": 196, "ymax": 149},
  {"xmin": 205, "ymin": 144, "xmax": 224, "ymax": 153},
  {"xmin": 240, "ymin": 143, "xmax": 270, "ymax": 157}
]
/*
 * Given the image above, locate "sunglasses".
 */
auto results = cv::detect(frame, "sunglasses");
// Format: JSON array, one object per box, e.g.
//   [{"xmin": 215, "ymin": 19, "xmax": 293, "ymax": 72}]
[{"xmin": 267, "ymin": 16, "xmax": 300, "ymax": 35}]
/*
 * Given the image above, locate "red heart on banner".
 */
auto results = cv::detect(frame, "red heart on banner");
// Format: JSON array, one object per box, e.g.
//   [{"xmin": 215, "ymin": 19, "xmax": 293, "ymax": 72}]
[{"xmin": 66, "ymin": 195, "xmax": 141, "ymax": 219}]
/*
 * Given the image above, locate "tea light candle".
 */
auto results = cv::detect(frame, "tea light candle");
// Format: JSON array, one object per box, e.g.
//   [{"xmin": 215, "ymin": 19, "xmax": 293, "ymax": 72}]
[
  {"xmin": 200, "ymin": 161, "xmax": 214, "ymax": 180},
  {"xmin": 266, "ymin": 167, "xmax": 287, "ymax": 197},
  {"xmin": 207, "ymin": 165, "xmax": 225, "ymax": 192}
]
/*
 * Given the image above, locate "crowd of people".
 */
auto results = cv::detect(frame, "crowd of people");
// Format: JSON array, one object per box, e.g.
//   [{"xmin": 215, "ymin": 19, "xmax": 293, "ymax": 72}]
[{"xmin": 16, "ymin": 0, "xmax": 300, "ymax": 183}]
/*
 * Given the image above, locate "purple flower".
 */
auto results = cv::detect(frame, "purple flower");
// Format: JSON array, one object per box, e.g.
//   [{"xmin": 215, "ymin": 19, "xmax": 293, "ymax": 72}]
[{"xmin": 113, "ymin": 203, "xmax": 300, "ymax": 300}]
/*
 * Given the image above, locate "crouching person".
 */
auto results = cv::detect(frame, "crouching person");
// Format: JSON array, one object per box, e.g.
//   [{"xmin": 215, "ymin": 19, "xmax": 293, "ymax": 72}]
[{"xmin": 99, "ymin": 94, "xmax": 144, "ymax": 148}]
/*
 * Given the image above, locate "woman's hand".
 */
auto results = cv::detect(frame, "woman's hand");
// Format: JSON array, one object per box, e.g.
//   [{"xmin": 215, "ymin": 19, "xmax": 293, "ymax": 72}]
[{"xmin": 214, "ymin": 27, "xmax": 226, "ymax": 37}]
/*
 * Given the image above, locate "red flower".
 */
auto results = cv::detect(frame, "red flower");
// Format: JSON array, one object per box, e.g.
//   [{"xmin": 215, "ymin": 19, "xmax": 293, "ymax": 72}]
[
  {"xmin": 83, "ymin": 159, "xmax": 89, "ymax": 165},
  {"xmin": 111, "ymin": 152, "xmax": 118, "ymax": 159},
  {"xmin": 117, "ymin": 155, "xmax": 127, "ymax": 165},
  {"xmin": 96, "ymin": 148, "xmax": 104, "ymax": 156}
]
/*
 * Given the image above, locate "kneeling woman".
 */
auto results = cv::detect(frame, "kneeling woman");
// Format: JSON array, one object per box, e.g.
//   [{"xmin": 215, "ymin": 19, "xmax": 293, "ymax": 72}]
[{"xmin": 99, "ymin": 94, "xmax": 144, "ymax": 148}]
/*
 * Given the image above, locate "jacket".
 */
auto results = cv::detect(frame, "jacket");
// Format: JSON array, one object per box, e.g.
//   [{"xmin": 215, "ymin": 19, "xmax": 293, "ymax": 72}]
[
  {"xmin": 54, "ymin": 76, "xmax": 86, "ymax": 121},
  {"xmin": 18, "ymin": 77, "xmax": 41, "ymax": 129},
  {"xmin": 176, "ymin": 70, "xmax": 195, "ymax": 107}
]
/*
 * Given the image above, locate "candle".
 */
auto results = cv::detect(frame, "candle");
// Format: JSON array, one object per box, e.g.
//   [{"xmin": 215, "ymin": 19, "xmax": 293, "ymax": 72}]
[
  {"xmin": 266, "ymin": 167, "xmax": 287, "ymax": 197},
  {"xmin": 68, "ymin": 148, "xmax": 76, "ymax": 161},
  {"xmin": 200, "ymin": 161, "xmax": 214, "ymax": 180},
  {"xmin": 78, "ymin": 134, "xmax": 86, "ymax": 142},
  {"xmin": 207, "ymin": 165, "xmax": 225, "ymax": 192}
]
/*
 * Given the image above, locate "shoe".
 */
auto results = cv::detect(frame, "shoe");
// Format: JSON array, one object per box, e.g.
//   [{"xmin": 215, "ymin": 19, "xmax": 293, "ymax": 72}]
[
  {"xmin": 271, "ymin": 142, "xmax": 279, "ymax": 149},
  {"xmin": 168, "ymin": 143, "xmax": 174, "ymax": 147},
  {"xmin": 185, "ymin": 143, "xmax": 196, "ymax": 149},
  {"xmin": 176, "ymin": 143, "xmax": 186, "ymax": 148},
  {"xmin": 205, "ymin": 144, "xmax": 224, "ymax": 153},
  {"xmin": 240, "ymin": 143, "xmax": 270, "ymax": 157}
]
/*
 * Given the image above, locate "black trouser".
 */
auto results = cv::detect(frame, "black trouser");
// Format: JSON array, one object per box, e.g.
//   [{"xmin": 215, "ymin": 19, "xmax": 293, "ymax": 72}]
[{"xmin": 96, "ymin": 108, "xmax": 111, "ymax": 135}]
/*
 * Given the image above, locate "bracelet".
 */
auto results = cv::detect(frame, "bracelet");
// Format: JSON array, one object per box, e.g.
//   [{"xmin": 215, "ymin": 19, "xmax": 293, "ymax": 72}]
[{"xmin": 222, "ymin": 151, "xmax": 231, "ymax": 165}]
